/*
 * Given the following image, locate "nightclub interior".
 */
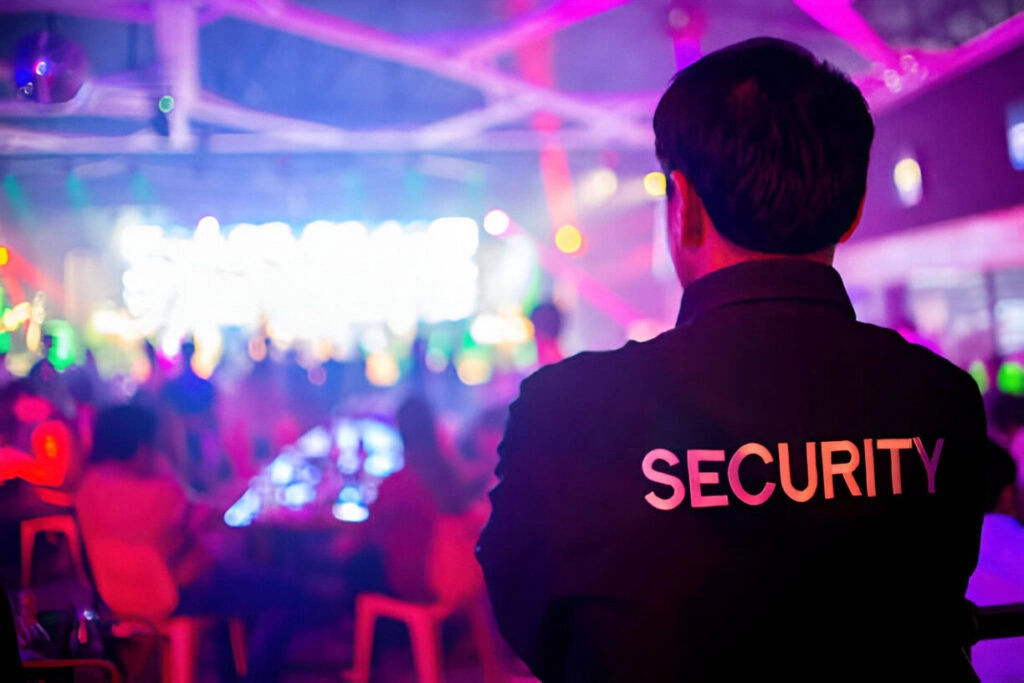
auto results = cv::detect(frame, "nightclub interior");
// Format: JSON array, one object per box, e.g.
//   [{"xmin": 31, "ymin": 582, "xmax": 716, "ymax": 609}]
[{"xmin": 1, "ymin": 0, "xmax": 1024, "ymax": 681}]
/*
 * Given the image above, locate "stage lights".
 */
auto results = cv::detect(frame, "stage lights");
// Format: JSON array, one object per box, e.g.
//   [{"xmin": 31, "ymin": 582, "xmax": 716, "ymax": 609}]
[
  {"xmin": 483, "ymin": 209, "xmax": 511, "ymax": 236},
  {"xmin": 894, "ymin": 156, "xmax": 923, "ymax": 207},
  {"xmin": 555, "ymin": 224, "xmax": 583, "ymax": 255},
  {"xmin": 644, "ymin": 172, "xmax": 667, "ymax": 197}
]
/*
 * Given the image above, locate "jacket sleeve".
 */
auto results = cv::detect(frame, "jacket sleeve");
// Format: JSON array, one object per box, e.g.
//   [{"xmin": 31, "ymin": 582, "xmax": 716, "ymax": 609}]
[{"xmin": 476, "ymin": 370, "xmax": 569, "ymax": 680}]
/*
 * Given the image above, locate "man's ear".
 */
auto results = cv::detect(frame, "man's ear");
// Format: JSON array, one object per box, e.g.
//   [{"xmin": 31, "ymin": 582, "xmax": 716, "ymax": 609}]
[
  {"xmin": 839, "ymin": 196, "xmax": 865, "ymax": 244},
  {"xmin": 670, "ymin": 170, "xmax": 705, "ymax": 248}
]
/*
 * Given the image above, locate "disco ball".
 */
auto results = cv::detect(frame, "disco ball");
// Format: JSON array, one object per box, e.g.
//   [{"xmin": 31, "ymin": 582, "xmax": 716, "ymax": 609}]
[{"xmin": 13, "ymin": 31, "xmax": 90, "ymax": 104}]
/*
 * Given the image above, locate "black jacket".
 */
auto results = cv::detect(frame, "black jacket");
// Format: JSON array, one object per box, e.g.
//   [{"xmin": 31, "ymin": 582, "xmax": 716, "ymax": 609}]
[{"xmin": 477, "ymin": 259, "xmax": 986, "ymax": 682}]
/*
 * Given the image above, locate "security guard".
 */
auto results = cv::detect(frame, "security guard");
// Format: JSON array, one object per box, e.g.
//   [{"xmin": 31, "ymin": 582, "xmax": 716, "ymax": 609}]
[{"xmin": 477, "ymin": 38, "xmax": 986, "ymax": 682}]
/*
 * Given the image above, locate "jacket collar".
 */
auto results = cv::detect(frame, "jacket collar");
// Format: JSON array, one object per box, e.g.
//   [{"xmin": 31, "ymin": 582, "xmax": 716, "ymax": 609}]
[{"xmin": 676, "ymin": 259, "xmax": 855, "ymax": 328}]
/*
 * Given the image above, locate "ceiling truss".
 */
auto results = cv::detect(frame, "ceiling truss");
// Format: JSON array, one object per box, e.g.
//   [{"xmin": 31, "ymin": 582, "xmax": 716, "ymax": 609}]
[{"xmin": 0, "ymin": 0, "xmax": 1021, "ymax": 155}]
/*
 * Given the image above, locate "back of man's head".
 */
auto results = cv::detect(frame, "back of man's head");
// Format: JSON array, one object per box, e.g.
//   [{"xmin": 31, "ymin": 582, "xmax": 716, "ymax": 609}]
[{"xmin": 653, "ymin": 37, "xmax": 874, "ymax": 255}]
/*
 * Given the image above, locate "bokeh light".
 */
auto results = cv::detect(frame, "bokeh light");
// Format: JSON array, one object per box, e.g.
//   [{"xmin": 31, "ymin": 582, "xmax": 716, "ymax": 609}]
[
  {"xmin": 555, "ymin": 224, "xmax": 583, "ymax": 255},
  {"xmin": 893, "ymin": 157, "xmax": 923, "ymax": 206},
  {"xmin": 456, "ymin": 352, "xmax": 492, "ymax": 385},
  {"xmin": 158, "ymin": 95, "xmax": 175, "ymax": 114},
  {"xmin": 366, "ymin": 351, "xmax": 400, "ymax": 386},
  {"xmin": 644, "ymin": 171, "xmax": 666, "ymax": 197},
  {"xmin": 483, "ymin": 209, "xmax": 511, "ymax": 236},
  {"xmin": 997, "ymin": 360, "xmax": 1024, "ymax": 396},
  {"xmin": 968, "ymin": 359, "xmax": 989, "ymax": 394},
  {"xmin": 196, "ymin": 215, "xmax": 221, "ymax": 237},
  {"xmin": 0, "ymin": 246, "xmax": 8, "ymax": 266},
  {"xmin": 1008, "ymin": 121, "xmax": 1024, "ymax": 170},
  {"xmin": 579, "ymin": 167, "xmax": 618, "ymax": 206}
]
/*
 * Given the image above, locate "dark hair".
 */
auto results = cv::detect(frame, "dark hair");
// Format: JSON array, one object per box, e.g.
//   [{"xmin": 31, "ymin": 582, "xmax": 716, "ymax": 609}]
[
  {"xmin": 91, "ymin": 404, "xmax": 158, "ymax": 463},
  {"xmin": 653, "ymin": 37, "xmax": 874, "ymax": 255}
]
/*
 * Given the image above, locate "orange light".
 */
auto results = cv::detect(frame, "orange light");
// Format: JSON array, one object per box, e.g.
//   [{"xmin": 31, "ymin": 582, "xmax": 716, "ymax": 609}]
[
  {"xmin": 0, "ymin": 246, "xmax": 8, "ymax": 266},
  {"xmin": 555, "ymin": 224, "xmax": 583, "ymax": 255},
  {"xmin": 366, "ymin": 352, "xmax": 400, "ymax": 387}
]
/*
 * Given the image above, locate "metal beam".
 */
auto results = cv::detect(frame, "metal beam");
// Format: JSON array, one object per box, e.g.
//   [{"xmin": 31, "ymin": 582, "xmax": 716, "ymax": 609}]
[
  {"xmin": 209, "ymin": 0, "xmax": 652, "ymax": 145},
  {"xmin": 153, "ymin": 0, "xmax": 199, "ymax": 149},
  {"xmin": 0, "ymin": 81, "xmax": 153, "ymax": 119},
  {"xmin": 0, "ymin": 124, "xmax": 652, "ymax": 155},
  {"xmin": 457, "ymin": 0, "xmax": 630, "ymax": 63},
  {"xmin": 0, "ymin": 0, "xmax": 152, "ymax": 23},
  {"xmin": 792, "ymin": 0, "xmax": 901, "ymax": 69}
]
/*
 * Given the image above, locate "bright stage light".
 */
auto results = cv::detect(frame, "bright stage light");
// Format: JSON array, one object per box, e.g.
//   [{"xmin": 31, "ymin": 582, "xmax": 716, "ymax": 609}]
[
  {"xmin": 196, "ymin": 215, "xmax": 220, "ymax": 236},
  {"xmin": 120, "ymin": 224, "xmax": 164, "ymax": 261},
  {"xmin": 893, "ymin": 157, "xmax": 923, "ymax": 206},
  {"xmin": 456, "ymin": 354, "xmax": 492, "ymax": 385},
  {"xmin": 119, "ymin": 217, "xmax": 525, "ymax": 367},
  {"xmin": 644, "ymin": 172, "xmax": 666, "ymax": 197},
  {"xmin": 366, "ymin": 351, "xmax": 400, "ymax": 387},
  {"xmin": 333, "ymin": 501, "xmax": 370, "ymax": 523},
  {"xmin": 579, "ymin": 167, "xmax": 618, "ymax": 206},
  {"xmin": 555, "ymin": 224, "xmax": 583, "ymax": 255},
  {"xmin": 0, "ymin": 246, "xmax": 8, "ymax": 266},
  {"xmin": 483, "ymin": 209, "xmax": 511, "ymax": 236},
  {"xmin": 1008, "ymin": 121, "xmax": 1024, "ymax": 170}
]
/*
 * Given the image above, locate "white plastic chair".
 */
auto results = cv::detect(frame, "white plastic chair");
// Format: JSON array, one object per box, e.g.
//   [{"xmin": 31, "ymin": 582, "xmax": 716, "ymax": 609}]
[
  {"xmin": 86, "ymin": 537, "xmax": 246, "ymax": 683},
  {"xmin": 21, "ymin": 514, "xmax": 88, "ymax": 588},
  {"xmin": 347, "ymin": 510, "xmax": 505, "ymax": 683}
]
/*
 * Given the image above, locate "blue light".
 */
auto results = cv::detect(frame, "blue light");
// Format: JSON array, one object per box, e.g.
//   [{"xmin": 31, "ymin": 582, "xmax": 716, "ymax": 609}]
[
  {"xmin": 1009, "ymin": 121, "xmax": 1024, "ymax": 171},
  {"xmin": 333, "ymin": 501, "xmax": 369, "ymax": 523},
  {"xmin": 364, "ymin": 452, "xmax": 398, "ymax": 477},
  {"xmin": 339, "ymin": 486, "xmax": 362, "ymax": 504},
  {"xmin": 296, "ymin": 463, "xmax": 322, "ymax": 485},
  {"xmin": 224, "ymin": 491, "xmax": 261, "ymax": 527},
  {"xmin": 338, "ymin": 452, "xmax": 360, "ymax": 475},
  {"xmin": 336, "ymin": 421, "xmax": 359, "ymax": 452},
  {"xmin": 269, "ymin": 456, "xmax": 295, "ymax": 485},
  {"xmin": 34, "ymin": 60, "xmax": 48, "ymax": 76},
  {"xmin": 283, "ymin": 482, "xmax": 316, "ymax": 508},
  {"xmin": 298, "ymin": 426, "xmax": 332, "ymax": 457}
]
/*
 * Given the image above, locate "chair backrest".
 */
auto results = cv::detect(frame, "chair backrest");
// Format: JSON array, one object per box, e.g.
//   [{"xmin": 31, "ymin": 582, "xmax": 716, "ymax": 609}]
[
  {"xmin": 427, "ymin": 503, "xmax": 489, "ymax": 606},
  {"xmin": 85, "ymin": 537, "xmax": 179, "ymax": 623}
]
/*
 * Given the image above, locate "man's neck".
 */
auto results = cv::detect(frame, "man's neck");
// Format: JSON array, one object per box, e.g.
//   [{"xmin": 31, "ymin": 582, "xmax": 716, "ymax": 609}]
[{"xmin": 692, "ymin": 230, "xmax": 836, "ymax": 284}]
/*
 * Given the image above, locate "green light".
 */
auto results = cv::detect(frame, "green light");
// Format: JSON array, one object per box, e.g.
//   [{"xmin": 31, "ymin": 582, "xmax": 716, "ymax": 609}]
[
  {"xmin": 2, "ymin": 174, "xmax": 32, "ymax": 222},
  {"xmin": 67, "ymin": 172, "xmax": 88, "ymax": 209},
  {"xmin": 997, "ymin": 361, "xmax": 1024, "ymax": 396},
  {"xmin": 967, "ymin": 360, "xmax": 989, "ymax": 394},
  {"xmin": 158, "ymin": 95, "xmax": 175, "ymax": 114},
  {"xmin": 0, "ymin": 331, "xmax": 9, "ymax": 355},
  {"xmin": 131, "ymin": 170, "xmax": 155, "ymax": 204},
  {"xmin": 44, "ymin": 320, "xmax": 78, "ymax": 372}
]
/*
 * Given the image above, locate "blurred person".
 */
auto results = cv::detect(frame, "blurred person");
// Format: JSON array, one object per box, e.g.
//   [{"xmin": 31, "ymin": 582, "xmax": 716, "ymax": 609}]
[
  {"xmin": 76, "ymin": 404, "xmax": 315, "ymax": 681},
  {"xmin": 160, "ymin": 341, "xmax": 222, "ymax": 490},
  {"xmin": 966, "ymin": 441, "xmax": 1024, "ymax": 681},
  {"xmin": 478, "ymin": 38, "xmax": 986, "ymax": 682},
  {"xmin": 27, "ymin": 335, "xmax": 73, "ymax": 419},
  {"xmin": 134, "ymin": 341, "xmax": 167, "ymax": 403},
  {"xmin": 0, "ymin": 349, "xmax": 12, "ymax": 388},
  {"xmin": 530, "ymin": 302, "xmax": 564, "ymax": 367},
  {"xmin": 223, "ymin": 347, "xmax": 299, "ymax": 479},
  {"xmin": 354, "ymin": 396, "xmax": 496, "ymax": 604}
]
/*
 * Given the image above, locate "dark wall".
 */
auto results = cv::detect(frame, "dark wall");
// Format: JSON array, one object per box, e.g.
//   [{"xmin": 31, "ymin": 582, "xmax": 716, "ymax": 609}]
[{"xmin": 856, "ymin": 43, "xmax": 1024, "ymax": 240}]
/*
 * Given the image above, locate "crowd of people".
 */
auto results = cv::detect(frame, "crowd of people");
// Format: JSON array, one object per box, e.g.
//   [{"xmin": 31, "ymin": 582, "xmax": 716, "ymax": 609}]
[{"xmin": 0, "ymin": 311, "xmax": 560, "ymax": 679}]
